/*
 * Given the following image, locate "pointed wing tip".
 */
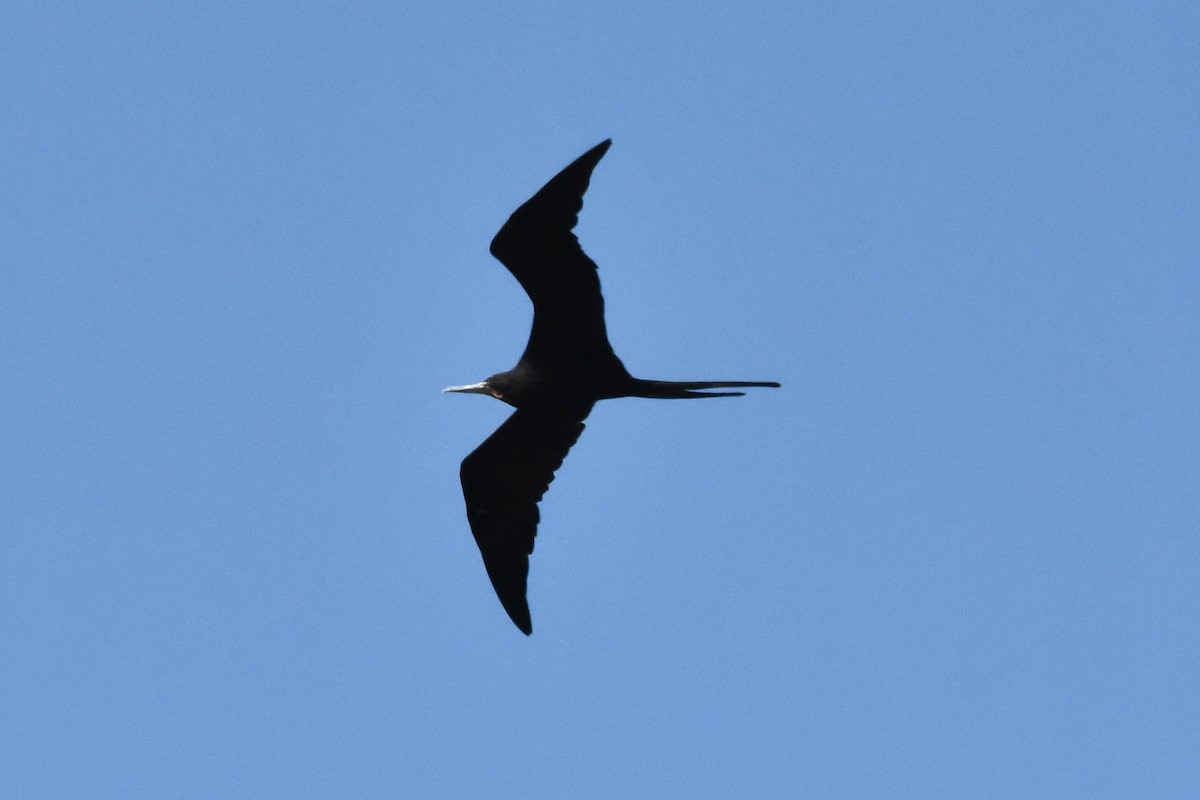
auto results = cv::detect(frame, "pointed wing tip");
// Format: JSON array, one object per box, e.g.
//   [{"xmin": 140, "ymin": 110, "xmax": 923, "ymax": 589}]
[
  {"xmin": 561, "ymin": 138, "xmax": 612, "ymax": 179},
  {"xmin": 507, "ymin": 603, "xmax": 533, "ymax": 635},
  {"xmin": 487, "ymin": 574, "xmax": 534, "ymax": 637},
  {"xmin": 489, "ymin": 139, "xmax": 615, "ymax": 262},
  {"xmin": 584, "ymin": 138, "xmax": 612, "ymax": 165}
]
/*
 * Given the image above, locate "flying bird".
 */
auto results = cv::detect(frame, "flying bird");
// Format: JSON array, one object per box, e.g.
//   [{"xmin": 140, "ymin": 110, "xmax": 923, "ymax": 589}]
[{"xmin": 446, "ymin": 140, "xmax": 779, "ymax": 634}]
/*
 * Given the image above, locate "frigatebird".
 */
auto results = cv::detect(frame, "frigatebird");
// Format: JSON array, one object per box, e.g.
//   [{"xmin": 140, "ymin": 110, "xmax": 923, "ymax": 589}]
[{"xmin": 445, "ymin": 140, "xmax": 779, "ymax": 634}]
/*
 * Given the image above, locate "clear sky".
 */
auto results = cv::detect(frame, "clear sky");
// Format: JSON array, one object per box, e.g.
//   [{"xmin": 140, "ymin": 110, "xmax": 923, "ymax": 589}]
[{"xmin": 3, "ymin": 3, "xmax": 1196, "ymax": 798}]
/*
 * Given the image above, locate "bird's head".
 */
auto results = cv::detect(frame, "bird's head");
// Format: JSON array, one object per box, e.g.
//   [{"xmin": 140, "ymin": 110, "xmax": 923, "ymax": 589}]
[{"xmin": 443, "ymin": 375, "xmax": 513, "ymax": 406}]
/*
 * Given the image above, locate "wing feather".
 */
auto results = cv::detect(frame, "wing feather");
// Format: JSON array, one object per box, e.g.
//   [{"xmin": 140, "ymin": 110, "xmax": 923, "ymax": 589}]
[
  {"xmin": 489, "ymin": 140, "xmax": 617, "ymax": 370},
  {"xmin": 460, "ymin": 406, "xmax": 592, "ymax": 634}
]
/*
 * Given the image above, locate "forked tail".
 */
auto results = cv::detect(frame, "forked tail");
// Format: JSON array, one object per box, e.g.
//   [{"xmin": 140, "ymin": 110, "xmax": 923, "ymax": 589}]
[{"xmin": 627, "ymin": 379, "xmax": 781, "ymax": 399}]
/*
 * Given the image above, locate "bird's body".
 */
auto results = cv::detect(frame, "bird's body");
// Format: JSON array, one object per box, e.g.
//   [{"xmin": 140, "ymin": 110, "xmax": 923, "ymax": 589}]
[{"xmin": 446, "ymin": 140, "xmax": 779, "ymax": 634}]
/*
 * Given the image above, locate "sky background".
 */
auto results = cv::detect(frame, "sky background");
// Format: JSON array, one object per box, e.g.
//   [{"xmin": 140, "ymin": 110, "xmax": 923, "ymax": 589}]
[{"xmin": 3, "ymin": 3, "xmax": 1197, "ymax": 798}]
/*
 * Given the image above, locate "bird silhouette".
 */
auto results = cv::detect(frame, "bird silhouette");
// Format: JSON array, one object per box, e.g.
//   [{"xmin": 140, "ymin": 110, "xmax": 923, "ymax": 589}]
[{"xmin": 446, "ymin": 140, "xmax": 779, "ymax": 634}]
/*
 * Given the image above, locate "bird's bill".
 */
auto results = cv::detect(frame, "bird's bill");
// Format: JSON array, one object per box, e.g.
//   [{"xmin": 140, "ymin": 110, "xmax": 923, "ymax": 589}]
[{"xmin": 442, "ymin": 382, "xmax": 492, "ymax": 395}]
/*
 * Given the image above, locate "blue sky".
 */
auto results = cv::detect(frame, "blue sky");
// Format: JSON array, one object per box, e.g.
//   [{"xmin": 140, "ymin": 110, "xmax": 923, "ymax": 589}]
[{"xmin": 3, "ymin": 3, "xmax": 1196, "ymax": 797}]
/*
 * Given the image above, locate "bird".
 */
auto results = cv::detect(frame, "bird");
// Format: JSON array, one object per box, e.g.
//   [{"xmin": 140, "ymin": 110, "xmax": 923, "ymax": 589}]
[{"xmin": 445, "ymin": 139, "xmax": 779, "ymax": 635}]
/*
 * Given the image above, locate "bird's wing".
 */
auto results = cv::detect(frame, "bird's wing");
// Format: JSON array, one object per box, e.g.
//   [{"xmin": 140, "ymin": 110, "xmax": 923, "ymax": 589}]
[
  {"xmin": 460, "ymin": 405, "xmax": 592, "ymax": 635},
  {"xmin": 489, "ymin": 140, "xmax": 620, "ymax": 370}
]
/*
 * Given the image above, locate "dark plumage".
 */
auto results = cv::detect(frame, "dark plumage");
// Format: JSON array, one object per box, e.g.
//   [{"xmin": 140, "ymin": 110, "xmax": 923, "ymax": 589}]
[{"xmin": 446, "ymin": 140, "xmax": 779, "ymax": 634}]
